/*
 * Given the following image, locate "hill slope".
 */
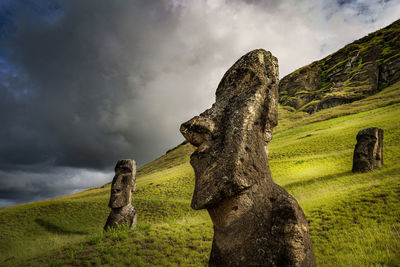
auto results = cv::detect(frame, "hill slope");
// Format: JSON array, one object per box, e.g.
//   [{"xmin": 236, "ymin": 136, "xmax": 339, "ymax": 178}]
[
  {"xmin": 1, "ymin": 80, "xmax": 399, "ymax": 266},
  {"xmin": 279, "ymin": 18, "xmax": 400, "ymax": 114}
]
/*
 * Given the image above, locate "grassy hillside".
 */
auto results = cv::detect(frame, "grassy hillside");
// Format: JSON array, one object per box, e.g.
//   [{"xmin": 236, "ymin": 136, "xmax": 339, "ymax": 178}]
[
  {"xmin": 279, "ymin": 18, "xmax": 400, "ymax": 114},
  {"xmin": 1, "ymin": 81, "xmax": 400, "ymax": 266}
]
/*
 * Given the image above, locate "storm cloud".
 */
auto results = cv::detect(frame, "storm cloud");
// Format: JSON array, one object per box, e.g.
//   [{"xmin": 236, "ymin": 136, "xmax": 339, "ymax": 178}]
[{"xmin": 0, "ymin": 0, "xmax": 399, "ymax": 206}]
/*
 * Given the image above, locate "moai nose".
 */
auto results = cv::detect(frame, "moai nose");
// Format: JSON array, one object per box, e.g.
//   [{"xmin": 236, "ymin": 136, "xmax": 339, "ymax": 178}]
[{"xmin": 180, "ymin": 116, "xmax": 215, "ymax": 147}]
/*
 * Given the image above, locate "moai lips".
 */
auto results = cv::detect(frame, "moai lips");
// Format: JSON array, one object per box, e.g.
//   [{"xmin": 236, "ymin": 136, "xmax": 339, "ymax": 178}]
[
  {"xmin": 353, "ymin": 127, "xmax": 384, "ymax": 173},
  {"xmin": 104, "ymin": 159, "xmax": 137, "ymax": 230},
  {"xmin": 180, "ymin": 49, "xmax": 316, "ymax": 266}
]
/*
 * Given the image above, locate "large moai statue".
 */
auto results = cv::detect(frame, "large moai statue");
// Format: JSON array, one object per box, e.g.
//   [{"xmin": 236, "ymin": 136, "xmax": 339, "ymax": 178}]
[
  {"xmin": 104, "ymin": 159, "xmax": 137, "ymax": 231},
  {"xmin": 352, "ymin": 127, "xmax": 384, "ymax": 173},
  {"xmin": 180, "ymin": 49, "xmax": 316, "ymax": 266}
]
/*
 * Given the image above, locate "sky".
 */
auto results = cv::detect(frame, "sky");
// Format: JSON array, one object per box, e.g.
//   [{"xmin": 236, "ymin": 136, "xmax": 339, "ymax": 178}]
[{"xmin": 0, "ymin": 0, "xmax": 399, "ymax": 207}]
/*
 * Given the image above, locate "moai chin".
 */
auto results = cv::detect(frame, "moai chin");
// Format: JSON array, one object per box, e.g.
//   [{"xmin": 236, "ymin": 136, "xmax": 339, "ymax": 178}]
[
  {"xmin": 352, "ymin": 127, "xmax": 384, "ymax": 173},
  {"xmin": 104, "ymin": 159, "xmax": 137, "ymax": 231},
  {"xmin": 180, "ymin": 49, "xmax": 316, "ymax": 266}
]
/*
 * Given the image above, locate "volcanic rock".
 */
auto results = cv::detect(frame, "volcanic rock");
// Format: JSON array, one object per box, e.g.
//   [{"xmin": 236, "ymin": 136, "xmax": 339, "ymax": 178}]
[
  {"xmin": 353, "ymin": 127, "xmax": 384, "ymax": 173},
  {"xmin": 180, "ymin": 49, "xmax": 316, "ymax": 266},
  {"xmin": 279, "ymin": 19, "xmax": 400, "ymax": 114},
  {"xmin": 104, "ymin": 159, "xmax": 137, "ymax": 230}
]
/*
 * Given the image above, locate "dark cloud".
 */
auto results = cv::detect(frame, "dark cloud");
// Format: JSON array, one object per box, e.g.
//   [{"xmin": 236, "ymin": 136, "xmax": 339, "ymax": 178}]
[
  {"xmin": 0, "ymin": 165, "xmax": 112, "ymax": 205},
  {"xmin": 0, "ymin": 0, "xmax": 399, "ymax": 206},
  {"xmin": 1, "ymin": 0, "xmax": 181, "ymax": 169}
]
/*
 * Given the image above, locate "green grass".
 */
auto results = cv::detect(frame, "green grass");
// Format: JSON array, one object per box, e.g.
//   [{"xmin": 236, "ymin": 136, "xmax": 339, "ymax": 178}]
[
  {"xmin": 1, "ymin": 82, "xmax": 400, "ymax": 266},
  {"xmin": 325, "ymin": 58, "xmax": 349, "ymax": 74}
]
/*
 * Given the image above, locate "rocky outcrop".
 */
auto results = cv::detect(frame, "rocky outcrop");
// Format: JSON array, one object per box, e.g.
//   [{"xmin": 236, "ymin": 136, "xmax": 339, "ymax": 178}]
[
  {"xmin": 104, "ymin": 159, "xmax": 137, "ymax": 230},
  {"xmin": 353, "ymin": 127, "xmax": 384, "ymax": 173},
  {"xmin": 180, "ymin": 49, "xmax": 316, "ymax": 266},
  {"xmin": 279, "ymin": 19, "xmax": 400, "ymax": 113}
]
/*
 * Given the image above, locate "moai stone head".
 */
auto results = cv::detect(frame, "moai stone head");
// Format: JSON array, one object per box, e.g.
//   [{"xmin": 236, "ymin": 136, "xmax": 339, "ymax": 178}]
[
  {"xmin": 180, "ymin": 49, "xmax": 279, "ymax": 210},
  {"xmin": 353, "ymin": 127, "xmax": 384, "ymax": 172},
  {"xmin": 109, "ymin": 159, "xmax": 136, "ymax": 209}
]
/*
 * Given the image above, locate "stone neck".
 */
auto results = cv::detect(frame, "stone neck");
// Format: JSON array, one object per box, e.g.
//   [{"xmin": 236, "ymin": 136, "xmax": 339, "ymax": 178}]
[{"xmin": 207, "ymin": 180, "xmax": 270, "ymax": 229}]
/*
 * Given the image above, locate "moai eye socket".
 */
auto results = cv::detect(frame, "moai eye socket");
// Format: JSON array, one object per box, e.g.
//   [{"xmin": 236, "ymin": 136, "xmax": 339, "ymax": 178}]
[{"xmin": 120, "ymin": 167, "xmax": 131, "ymax": 173}]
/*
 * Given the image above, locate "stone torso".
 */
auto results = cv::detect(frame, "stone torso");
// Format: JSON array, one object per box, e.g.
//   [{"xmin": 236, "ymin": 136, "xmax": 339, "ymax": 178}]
[{"xmin": 208, "ymin": 182, "xmax": 314, "ymax": 267}]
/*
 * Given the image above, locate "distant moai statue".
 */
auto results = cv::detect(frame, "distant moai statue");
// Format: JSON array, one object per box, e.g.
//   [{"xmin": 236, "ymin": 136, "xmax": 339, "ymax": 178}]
[
  {"xmin": 352, "ymin": 127, "xmax": 384, "ymax": 173},
  {"xmin": 104, "ymin": 159, "xmax": 137, "ymax": 230},
  {"xmin": 180, "ymin": 49, "xmax": 316, "ymax": 266}
]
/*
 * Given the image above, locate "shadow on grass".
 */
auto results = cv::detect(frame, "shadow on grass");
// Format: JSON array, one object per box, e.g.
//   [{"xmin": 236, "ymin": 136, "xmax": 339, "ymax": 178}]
[
  {"xmin": 35, "ymin": 219, "xmax": 88, "ymax": 235},
  {"xmin": 284, "ymin": 171, "xmax": 352, "ymax": 191}
]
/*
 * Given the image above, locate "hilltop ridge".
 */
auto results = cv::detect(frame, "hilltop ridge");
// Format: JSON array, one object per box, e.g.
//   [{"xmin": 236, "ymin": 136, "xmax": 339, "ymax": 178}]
[{"xmin": 279, "ymin": 18, "xmax": 400, "ymax": 113}]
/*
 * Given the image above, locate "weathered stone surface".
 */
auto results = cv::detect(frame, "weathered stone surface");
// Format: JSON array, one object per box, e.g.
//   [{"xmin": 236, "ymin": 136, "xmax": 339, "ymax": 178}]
[
  {"xmin": 104, "ymin": 159, "xmax": 137, "ymax": 230},
  {"xmin": 279, "ymin": 19, "xmax": 400, "ymax": 114},
  {"xmin": 104, "ymin": 205, "xmax": 137, "ymax": 230},
  {"xmin": 353, "ymin": 127, "xmax": 384, "ymax": 173},
  {"xmin": 180, "ymin": 49, "xmax": 316, "ymax": 266}
]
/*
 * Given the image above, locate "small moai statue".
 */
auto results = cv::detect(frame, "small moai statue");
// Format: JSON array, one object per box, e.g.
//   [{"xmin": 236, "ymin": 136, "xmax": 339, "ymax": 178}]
[
  {"xmin": 104, "ymin": 159, "xmax": 137, "ymax": 230},
  {"xmin": 352, "ymin": 127, "xmax": 384, "ymax": 173},
  {"xmin": 180, "ymin": 49, "xmax": 316, "ymax": 266}
]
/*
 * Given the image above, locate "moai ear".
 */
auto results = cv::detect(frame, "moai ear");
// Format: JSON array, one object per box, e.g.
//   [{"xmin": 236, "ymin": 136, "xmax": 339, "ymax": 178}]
[
  {"xmin": 263, "ymin": 86, "xmax": 279, "ymax": 143},
  {"xmin": 131, "ymin": 160, "xmax": 137, "ymax": 192},
  {"xmin": 258, "ymin": 52, "xmax": 279, "ymax": 143}
]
